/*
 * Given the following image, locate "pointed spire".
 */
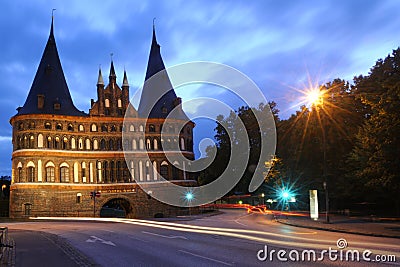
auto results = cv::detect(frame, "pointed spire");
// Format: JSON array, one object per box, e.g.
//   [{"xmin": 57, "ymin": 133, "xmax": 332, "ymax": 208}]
[
  {"xmin": 144, "ymin": 20, "xmax": 166, "ymax": 81},
  {"xmin": 122, "ymin": 70, "xmax": 129, "ymax": 87},
  {"xmin": 152, "ymin": 18, "xmax": 158, "ymax": 46},
  {"xmin": 97, "ymin": 67, "xmax": 104, "ymax": 86},
  {"xmin": 109, "ymin": 59, "xmax": 116, "ymax": 81},
  {"xmin": 138, "ymin": 23, "xmax": 188, "ymax": 120},
  {"xmin": 17, "ymin": 15, "xmax": 84, "ymax": 116},
  {"xmin": 50, "ymin": 9, "xmax": 55, "ymax": 40}
]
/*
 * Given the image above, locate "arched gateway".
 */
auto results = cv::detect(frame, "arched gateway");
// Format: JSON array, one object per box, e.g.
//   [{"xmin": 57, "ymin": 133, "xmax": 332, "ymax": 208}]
[{"xmin": 100, "ymin": 198, "xmax": 132, "ymax": 218}]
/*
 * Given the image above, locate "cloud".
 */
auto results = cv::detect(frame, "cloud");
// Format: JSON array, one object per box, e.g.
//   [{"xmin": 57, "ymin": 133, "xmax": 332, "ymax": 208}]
[{"xmin": 1, "ymin": 0, "xmax": 400, "ymax": 172}]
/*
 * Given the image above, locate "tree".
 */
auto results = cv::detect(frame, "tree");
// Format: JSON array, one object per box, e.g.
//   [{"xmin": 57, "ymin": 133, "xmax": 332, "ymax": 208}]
[
  {"xmin": 348, "ymin": 48, "xmax": 400, "ymax": 215},
  {"xmin": 276, "ymin": 79, "xmax": 365, "ymax": 210},
  {"xmin": 198, "ymin": 102, "xmax": 278, "ymax": 195}
]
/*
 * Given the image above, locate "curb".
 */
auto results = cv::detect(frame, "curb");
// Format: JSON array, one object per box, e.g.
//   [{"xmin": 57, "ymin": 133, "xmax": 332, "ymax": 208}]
[{"xmin": 276, "ymin": 219, "xmax": 400, "ymax": 239}]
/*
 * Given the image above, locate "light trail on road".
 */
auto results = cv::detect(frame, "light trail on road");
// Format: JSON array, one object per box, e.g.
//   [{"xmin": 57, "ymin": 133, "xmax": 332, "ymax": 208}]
[{"xmin": 32, "ymin": 216, "xmax": 400, "ymax": 259}]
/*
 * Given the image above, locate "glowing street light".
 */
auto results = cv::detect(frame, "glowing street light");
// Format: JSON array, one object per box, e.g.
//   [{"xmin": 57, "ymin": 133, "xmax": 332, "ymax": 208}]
[
  {"xmin": 281, "ymin": 190, "xmax": 290, "ymax": 199},
  {"xmin": 306, "ymin": 87, "xmax": 325, "ymax": 107},
  {"xmin": 185, "ymin": 192, "xmax": 194, "ymax": 201},
  {"xmin": 306, "ymin": 86, "xmax": 330, "ymax": 223}
]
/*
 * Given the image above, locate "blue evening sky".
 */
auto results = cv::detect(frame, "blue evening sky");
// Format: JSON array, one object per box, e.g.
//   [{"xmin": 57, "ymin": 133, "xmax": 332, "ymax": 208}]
[{"xmin": 1, "ymin": 0, "xmax": 400, "ymax": 175}]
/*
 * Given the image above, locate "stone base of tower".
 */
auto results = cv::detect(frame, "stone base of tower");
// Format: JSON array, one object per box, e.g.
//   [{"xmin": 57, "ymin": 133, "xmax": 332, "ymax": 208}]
[{"xmin": 9, "ymin": 181, "xmax": 198, "ymax": 218}]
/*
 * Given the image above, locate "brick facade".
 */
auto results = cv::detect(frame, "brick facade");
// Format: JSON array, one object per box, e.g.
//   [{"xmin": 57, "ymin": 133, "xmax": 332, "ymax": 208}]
[{"xmin": 9, "ymin": 19, "xmax": 196, "ymax": 218}]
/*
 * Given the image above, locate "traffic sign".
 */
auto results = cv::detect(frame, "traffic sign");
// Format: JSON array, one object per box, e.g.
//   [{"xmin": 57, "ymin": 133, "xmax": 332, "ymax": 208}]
[{"xmin": 90, "ymin": 191, "xmax": 101, "ymax": 198}]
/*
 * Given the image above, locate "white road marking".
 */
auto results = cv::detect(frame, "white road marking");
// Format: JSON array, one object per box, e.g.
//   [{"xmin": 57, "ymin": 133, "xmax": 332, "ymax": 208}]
[
  {"xmin": 128, "ymin": 235, "xmax": 149, "ymax": 243},
  {"xmin": 179, "ymin": 249, "xmax": 233, "ymax": 266},
  {"xmin": 141, "ymin": 231, "xmax": 188, "ymax": 240},
  {"xmin": 101, "ymin": 229, "xmax": 115, "ymax": 233},
  {"xmin": 85, "ymin": 235, "xmax": 116, "ymax": 246},
  {"xmin": 234, "ymin": 213, "xmax": 252, "ymax": 227}
]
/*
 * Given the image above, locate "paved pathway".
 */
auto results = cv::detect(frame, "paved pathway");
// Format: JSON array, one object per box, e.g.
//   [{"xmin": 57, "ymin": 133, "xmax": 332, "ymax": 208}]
[{"xmin": 276, "ymin": 213, "xmax": 400, "ymax": 238}]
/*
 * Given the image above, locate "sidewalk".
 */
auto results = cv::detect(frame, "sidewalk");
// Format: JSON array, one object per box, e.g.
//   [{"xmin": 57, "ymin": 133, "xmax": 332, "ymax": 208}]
[{"xmin": 276, "ymin": 213, "xmax": 400, "ymax": 238}]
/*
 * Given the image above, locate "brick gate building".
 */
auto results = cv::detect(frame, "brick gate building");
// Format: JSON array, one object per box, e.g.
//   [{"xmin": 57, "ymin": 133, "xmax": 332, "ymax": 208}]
[{"xmin": 9, "ymin": 18, "xmax": 196, "ymax": 218}]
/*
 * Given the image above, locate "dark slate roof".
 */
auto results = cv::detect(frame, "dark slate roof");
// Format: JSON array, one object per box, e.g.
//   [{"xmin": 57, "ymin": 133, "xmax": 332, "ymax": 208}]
[
  {"xmin": 17, "ymin": 18, "xmax": 85, "ymax": 116},
  {"xmin": 138, "ymin": 26, "xmax": 189, "ymax": 120}
]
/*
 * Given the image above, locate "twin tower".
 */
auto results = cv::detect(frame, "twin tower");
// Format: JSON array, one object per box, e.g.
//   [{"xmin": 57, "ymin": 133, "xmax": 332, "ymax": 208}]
[{"xmin": 9, "ymin": 17, "xmax": 196, "ymax": 218}]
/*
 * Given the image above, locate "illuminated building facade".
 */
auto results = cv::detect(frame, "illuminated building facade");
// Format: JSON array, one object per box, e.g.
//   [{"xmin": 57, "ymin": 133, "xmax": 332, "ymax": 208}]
[{"xmin": 9, "ymin": 18, "xmax": 195, "ymax": 218}]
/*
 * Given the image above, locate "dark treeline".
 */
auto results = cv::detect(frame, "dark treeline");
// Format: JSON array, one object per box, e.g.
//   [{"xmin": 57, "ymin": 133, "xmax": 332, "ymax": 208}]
[{"xmin": 198, "ymin": 48, "xmax": 400, "ymax": 216}]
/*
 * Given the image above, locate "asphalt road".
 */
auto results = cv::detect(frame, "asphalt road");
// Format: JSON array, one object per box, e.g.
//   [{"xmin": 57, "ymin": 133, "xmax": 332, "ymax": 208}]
[{"xmin": 2, "ymin": 210, "xmax": 399, "ymax": 266}]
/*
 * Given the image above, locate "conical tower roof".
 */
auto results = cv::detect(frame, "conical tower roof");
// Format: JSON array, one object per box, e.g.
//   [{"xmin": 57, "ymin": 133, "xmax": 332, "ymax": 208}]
[
  {"xmin": 138, "ymin": 24, "xmax": 188, "ymax": 120},
  {"xmin": 17, "ymin": 17, "xmax": 84, "ymax": 116}
]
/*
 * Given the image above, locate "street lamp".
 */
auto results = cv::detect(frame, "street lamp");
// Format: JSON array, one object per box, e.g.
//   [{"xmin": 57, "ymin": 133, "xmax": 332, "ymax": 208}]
[{"xmin": 306, "ymin": 86, "xmax": 330, "ymax": 223}]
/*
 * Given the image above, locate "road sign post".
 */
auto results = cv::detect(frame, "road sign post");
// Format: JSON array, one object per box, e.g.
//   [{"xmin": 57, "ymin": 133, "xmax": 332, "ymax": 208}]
[{"xmin": 90, "ymin": 191, "xmax": 101, "ymax": 217}]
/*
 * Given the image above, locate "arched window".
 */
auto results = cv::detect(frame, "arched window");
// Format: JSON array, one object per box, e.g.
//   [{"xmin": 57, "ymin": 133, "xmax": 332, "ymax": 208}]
[
  {"xmin": 103, "ymin": 161, "xmax": 108, "ymax": 182},
  {"xmin": 111, "ymin": 125, "xmax": 116, "ymax": 132},
  {"xmin": 139, "ymin": 125, "xmax": 144, "ymax": 132},
  {"xmin": 38, "ymin": 134, "xmax": 44, "ymax": 148},
  {"xmin": 109, "ymin": 139, "xmax": 114, "ymax": 150},
  {"xmin": 86, "ymin": 139, "xmax": 91, "ymax": 150},
  {"xmin": 117, "ymin": 99, "xmax": 122, "ymax": 108},
  {"xmin": 79, "ymin": 125, "xmax": 84, "ymax": 132},
  {"xmin": 45, "ymin": 163, "xmax": 55, "ymax": 182},
  {"xmin": 172, "ymin": 165, "xmax": 179, "ymax": 180},
  {"xmin": 54, "ymin": 137, "xmax": 60, "ymax": 149},
  {"xmin": 81, "ymin": 162, "xmax": 87, "ymax": 182},
  {"xmin": 76, "ymin": 193, "xmax": 82, "ymax": 204},
  {"xmin": 110, "ymin": 161, "xmax": 115, "ymax": 182},
  {"xmin": 180, "ymin": 137, "xmax": 185, "ymax": 151},
  {"xmin": 146, "ymin": 139, "xmax": 151, "ymax": 150},
  {"xmin": 56, "ymin": 123, "xmax": 62, "ymax": 130},
  {"xmin": 17, "ymin": 137, "xmax": 22, "ymax": 149},
  {"xmin": 129, "ymin": 125, "xmax": 135, "ymax": 132},
  {"xmin": 45, "ymin": 122, "xmax": 51, "ymax": 130},
  {"xmin": 130, "ymin": 161, "xmax": 135, "ymax": 181},
  {"xmin": 71, "ymin": 137, "xmax": 76, "ymax": 149},
  {"xmin": 146, "ymin": 161, "xmax": 150, "ymax": 181},
  {"xmin": 160, "ymin": 161, "xmax": 169, "ymax": 179},
  {"xmin": 132, "ymin": 139, "xmax": 137, "ymax": 150},
  {"xmin": 153, "ymin": 161, "xmax": 158, "ymax": 180},
  {"xmin": 93, "ymin": 139, "xmax": 99, "ymax": 150},
  {"xmin": 68, "ymin": 124, "xmax": 74, "ymax": 131},
  {"xmin": 62, "ymin": 137, "xmax": 68, "ymax": 150},
  {"xmin": 117, "ymin": 161, "xmax": 121, "ymax": 182},
  {"xmin": 100, "ymin": 139, "xmax": 106, "ymax": 150},
  {"xmin": 149, "ymin": 124, "xmax": 156, "ymax": 132},
  {"xmin": 139, "ymin": 161, "xmax": 143, "ymax": 181},
  {"xmin": 17, "ymin": 166, "xmax": 23, "ymax": 183},
  {"xmin": 78, "ymin": 138, "xmax": 83, "ymax": 150},
  {"xmin": 60, "ymin": 166, "xmax": 69, "ymax": 182},
  {"xmin": 29, "ymin": 135, "xmax": 34, "ymax": 148},
  {"xmin": 27, "ymin": 161, "xmax": 35, "ymax": 182},
  {"xmin": 123, "ymin": 139, "xmax": 130, "ymax": 151},
  {"xmin": 153, "ymin": 139, "xmax": 158, "ymax": 150},
  {"xmin": 97, "ymin": 161, "xmax": 102, "ymax": 183},
  {"xmin": 105, "ymin": 99, "xmax": 110, "ymax": 108},
  {"xmin": 101, "ymin": 125, "xmax": 108, "ymax": 132},
  {"xmin": 139, "ymin": 139, "xmax": 144, "ymax": 150},
  {"xmin": 91, "ymin": 124, "xmax": 97, "ymax": 132},
  {"xmin": 47, "ymin": 136, "xmax": 52, "ymax": 149}
]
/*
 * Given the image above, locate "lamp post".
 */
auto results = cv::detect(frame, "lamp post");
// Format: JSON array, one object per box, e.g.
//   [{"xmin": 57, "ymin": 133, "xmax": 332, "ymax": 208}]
[{"xmin": 306, "ymin": 86, "xmax": 330, "ymax": 223}]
